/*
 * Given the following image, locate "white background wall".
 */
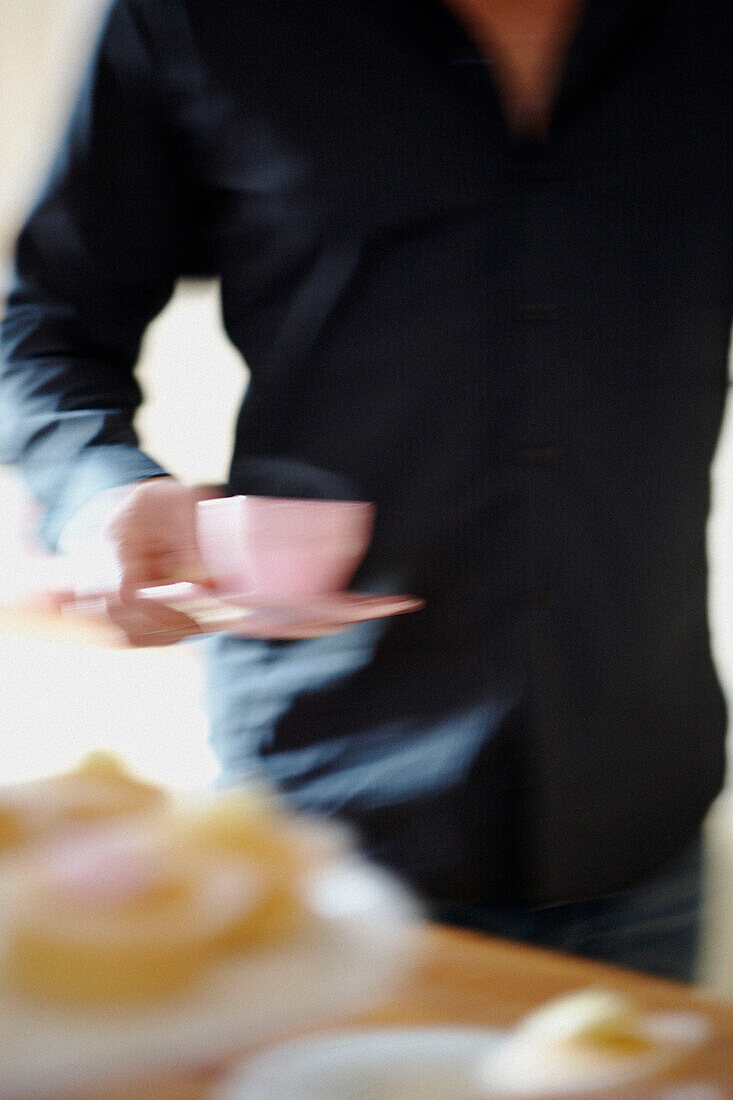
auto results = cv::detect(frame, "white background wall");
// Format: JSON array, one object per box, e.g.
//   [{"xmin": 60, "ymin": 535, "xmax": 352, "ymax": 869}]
[
  {"xmin": 0, "ymin": 0, "xmax": 246, "ymax": 789},
  {"xmin": 0, "ymin": 0, "xmax": 731, "ymax": 991},
  {"xmin": 0, "ymin": 281, "xmax": 245, "ymax": 789}
]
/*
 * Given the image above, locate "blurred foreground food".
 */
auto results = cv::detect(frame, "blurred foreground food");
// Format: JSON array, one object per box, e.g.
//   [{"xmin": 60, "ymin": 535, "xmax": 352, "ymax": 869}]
[
  {"xmin": 0, "ymin": 754, "xmax": 348, "ymax": 1006},
  {"xmin": 479, "ymin": 987, "xmax": 709, "ymax": 1097}
]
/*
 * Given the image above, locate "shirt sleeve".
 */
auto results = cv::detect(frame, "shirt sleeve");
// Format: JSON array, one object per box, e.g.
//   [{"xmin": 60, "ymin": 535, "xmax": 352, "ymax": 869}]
[{"xmin": 0, "ymin": 0, "xmax": 194, "ymax": 549}]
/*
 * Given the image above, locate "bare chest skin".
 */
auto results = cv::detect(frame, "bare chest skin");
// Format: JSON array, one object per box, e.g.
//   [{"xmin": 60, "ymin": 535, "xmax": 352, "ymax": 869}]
[{"xmin": 442, "ymin": 0, "xmax": 586, "ymax": 135}]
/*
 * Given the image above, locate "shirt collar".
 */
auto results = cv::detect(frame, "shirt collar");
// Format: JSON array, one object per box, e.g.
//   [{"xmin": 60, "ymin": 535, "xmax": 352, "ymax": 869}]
[{"xmin": 385, "ymin": 0, "xmax": 666, "ymax": 138}]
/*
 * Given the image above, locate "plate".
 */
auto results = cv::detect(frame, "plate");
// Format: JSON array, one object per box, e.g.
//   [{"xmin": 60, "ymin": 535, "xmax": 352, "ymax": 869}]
[
  {"xmin": 214, "ymin": 1015, "xmax": 715, "ymax": 1100},
  {"xmin": 214, "ymin": 1027, "xmax": 504, "ymax": 1100},
  {"xmin": 0, "ymin": 860, "xmax": 421, "ymax": 1099}
]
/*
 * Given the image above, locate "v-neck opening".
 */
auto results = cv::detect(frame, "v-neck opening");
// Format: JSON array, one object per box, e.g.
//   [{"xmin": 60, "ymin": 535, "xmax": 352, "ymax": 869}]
[
  {"xmin": 402, "ymin": 0, "xmax": 663, "ymax": 150},
  {"xmin": 440, "ymin": 0, "xmax": 587, "ymax": 143}
]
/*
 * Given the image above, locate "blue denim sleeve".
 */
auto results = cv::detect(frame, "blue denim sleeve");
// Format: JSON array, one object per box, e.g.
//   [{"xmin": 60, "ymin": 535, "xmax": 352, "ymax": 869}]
[{"xmin": 0, "ymin": 0, "xmax": 192, "ymax": 548}]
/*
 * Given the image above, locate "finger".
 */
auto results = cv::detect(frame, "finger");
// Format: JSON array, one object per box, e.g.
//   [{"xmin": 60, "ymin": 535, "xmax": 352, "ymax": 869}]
[
  {"xmin": 104, "ymin": 594, "xmax": 202, "ymax": 646},
  {"xmin": 118, "ymin": 550, "xmax": 216, "ymax": 604}
]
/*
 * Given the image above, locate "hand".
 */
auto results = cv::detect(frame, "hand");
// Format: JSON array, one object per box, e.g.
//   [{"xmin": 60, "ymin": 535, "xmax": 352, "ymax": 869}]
[{"xmin": 61, "ymin": 478, "xmax": 222, "ymax": 646}]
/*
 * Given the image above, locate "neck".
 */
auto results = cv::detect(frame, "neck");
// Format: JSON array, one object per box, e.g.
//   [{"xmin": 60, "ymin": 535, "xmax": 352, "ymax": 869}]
[{"xmin": 443, "ymin": 0, "xmax": 586, "ymax": 135}]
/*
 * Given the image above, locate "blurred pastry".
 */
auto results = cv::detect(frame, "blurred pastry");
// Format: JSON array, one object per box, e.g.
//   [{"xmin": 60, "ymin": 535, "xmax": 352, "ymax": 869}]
[
  {"xmin": 176, "ymin": 787, "xmax": 304, "ymax": 870},
  {"xmin": 2, "ymin": 787, "xmax": 340, "ymax": 1006},
  {"xmin": 0, "ymin": 752, "xmax": 166, "ymax": 857},
  {"xmin": 479, "ymin": 987, "xmax": 707, "ymax": 1096},
  {"xmin": 4, "ymin": 825, "xmax": 273, "ymax": 1005},
  {"xmin": 166, "ymin": 788, "xmax": 323, "ymax": 948}
]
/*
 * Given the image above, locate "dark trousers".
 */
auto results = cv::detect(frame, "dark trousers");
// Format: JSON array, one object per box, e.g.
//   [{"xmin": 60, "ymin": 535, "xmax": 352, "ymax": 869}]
[{"xmin": 430, "ymin": 835, "xmax": 703, "ymax": 983}]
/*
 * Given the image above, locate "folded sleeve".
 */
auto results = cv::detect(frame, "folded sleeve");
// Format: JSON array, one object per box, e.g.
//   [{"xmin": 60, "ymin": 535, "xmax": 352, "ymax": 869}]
[{"xmin": 0, "ymin": 0, "xmax": 194, "ymax": 548}]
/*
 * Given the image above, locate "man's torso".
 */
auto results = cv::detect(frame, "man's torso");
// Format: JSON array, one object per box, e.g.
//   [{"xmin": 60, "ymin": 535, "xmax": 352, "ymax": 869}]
[{"xmin": 146, "ymin": 0, "xmax": 731, "ymax": 902}]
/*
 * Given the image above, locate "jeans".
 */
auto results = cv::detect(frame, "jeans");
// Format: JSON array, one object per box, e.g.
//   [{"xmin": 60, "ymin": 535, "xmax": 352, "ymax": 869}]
[{"xmin": 430, "ymin": 835, "xmax": 703, "ymax": 983}]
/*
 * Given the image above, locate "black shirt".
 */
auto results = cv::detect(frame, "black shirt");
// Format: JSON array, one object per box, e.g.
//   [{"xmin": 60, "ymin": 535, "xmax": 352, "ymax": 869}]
[{"xmin": 1, "ymin": 0, "xmax": 731, "ymax": 903}]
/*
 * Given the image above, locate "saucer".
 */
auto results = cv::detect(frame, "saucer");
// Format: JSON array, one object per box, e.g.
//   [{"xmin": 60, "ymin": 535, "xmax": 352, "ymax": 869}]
[{"xmin": 133, "ymin": 584, "xmax": 424, "ymax": 637}]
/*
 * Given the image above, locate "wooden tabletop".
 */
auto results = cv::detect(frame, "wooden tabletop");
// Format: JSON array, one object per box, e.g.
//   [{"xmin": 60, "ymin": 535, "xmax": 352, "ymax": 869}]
[{"xmin": 73, "ymin": 924, "xmax": 733, "ymax": 1099}]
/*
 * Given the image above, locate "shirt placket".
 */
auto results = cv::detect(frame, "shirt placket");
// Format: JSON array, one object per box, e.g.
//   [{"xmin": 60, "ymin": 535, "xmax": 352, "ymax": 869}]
[{"xmin": 507, "ymin": 140, "xmax": 564, "ymax": 608}]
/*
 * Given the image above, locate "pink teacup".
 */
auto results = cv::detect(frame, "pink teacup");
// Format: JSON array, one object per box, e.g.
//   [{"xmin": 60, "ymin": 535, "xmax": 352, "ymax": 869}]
[{"xmin": 195, "ymin": 495, "xmax": 375, "ymax": 603}]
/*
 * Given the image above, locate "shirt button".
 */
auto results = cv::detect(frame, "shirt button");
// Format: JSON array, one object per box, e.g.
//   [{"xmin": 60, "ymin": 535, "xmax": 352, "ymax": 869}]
[
  {"xmin": 512, "ymin": 155, "xmax": 552, "ymax": 182},
  {"xmin": 517, "ymin": 165, "xmax": 551, "ymax": 182},
  {"xmin": 513, "ymin": 303, "xmax": 559, "ymax": 322},
  {"xmin": 511, "ymin": 446, "xmax": 558, "ymax": 467},
  {"xmin": 534, "ymin": 587, "xmax": 556, "ymax": 606}
]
